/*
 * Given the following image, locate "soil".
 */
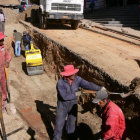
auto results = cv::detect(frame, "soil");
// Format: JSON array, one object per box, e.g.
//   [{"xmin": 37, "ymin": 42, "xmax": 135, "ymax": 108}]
[{"xmin": 0, "ymin": 0, "xmax": 19, "ymax": 5}]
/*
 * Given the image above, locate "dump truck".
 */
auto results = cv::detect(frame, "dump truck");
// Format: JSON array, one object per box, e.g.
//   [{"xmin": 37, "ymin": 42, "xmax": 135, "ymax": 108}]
[{"xmin": 38, "ymin": 0, "xmax": 84, "ymax": 29}]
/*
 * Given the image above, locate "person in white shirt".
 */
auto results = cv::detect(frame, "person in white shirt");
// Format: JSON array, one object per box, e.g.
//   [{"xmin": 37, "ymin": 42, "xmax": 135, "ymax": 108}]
[{"xmin": 0, "ymin": 9, "xmax": 5, "ymax": 34}]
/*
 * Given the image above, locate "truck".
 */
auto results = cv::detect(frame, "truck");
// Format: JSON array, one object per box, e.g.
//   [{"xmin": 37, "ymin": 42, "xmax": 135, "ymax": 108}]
[{"xmin": 38, "ymin": 0, "xmax": 84, "ymax": 29}]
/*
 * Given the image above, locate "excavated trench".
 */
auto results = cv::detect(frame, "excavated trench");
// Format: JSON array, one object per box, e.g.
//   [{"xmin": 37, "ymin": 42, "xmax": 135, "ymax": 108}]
[{"xmin": 27, "ymin": 28, "xmax": 140, "ymax": 139}]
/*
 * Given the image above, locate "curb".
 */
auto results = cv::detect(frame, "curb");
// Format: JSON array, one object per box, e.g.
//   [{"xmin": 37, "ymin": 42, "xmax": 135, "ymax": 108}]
[{"xmin": 80, "ymin": 26, "xmax": 140, "ymax": 46}]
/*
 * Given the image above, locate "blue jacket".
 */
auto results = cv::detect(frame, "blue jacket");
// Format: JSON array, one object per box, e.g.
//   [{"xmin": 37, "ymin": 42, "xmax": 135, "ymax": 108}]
[{"xmin": 57, "ymin": 76, "xmax": 102, "ymax": 101}]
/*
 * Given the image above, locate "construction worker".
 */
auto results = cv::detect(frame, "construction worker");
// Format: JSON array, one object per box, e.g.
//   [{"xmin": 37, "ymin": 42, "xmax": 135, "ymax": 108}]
[
  {"xmin": 53, "ymin": 64, "xmax": 104, "ymax": 140},
  {"xmin": 0, "ymin": 9, "xmax": 5, "ymax": 34},
  {"xmin": 22, "ymin": 31, "xmax": 32, "ymax": 51},
  {"xmin": 0, "ymin": 32, "xmax": 11, "ymax": 110},
  {"xmin": 92, "ymin": 89, "xmax": 126, "ymax": 140},
  {"xmin": 13, "ymin": 30, "xmax": 22, "ymax": 56}
]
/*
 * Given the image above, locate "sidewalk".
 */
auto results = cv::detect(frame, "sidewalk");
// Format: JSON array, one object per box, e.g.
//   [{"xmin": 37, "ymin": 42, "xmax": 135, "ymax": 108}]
[
  {"xmin": 81, "ymin": 19, "xmax": 140, "ymax": 46},
  {"xmin": 106, "ymin": 26, "xmax": 140, "ymax": 38}
]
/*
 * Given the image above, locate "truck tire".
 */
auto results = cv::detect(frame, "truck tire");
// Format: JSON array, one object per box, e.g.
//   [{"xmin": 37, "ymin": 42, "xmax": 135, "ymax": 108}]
[
  {"xmin": 39, "ymin": 14, "xmax": 44, "ymax": 29},
  {"xmin": 44, "ymin": 16, "xmax": 48, "ymax": 29},
  {"xmin": 39, "ymin": 14, "xmax": 48, "ymax": 29},
  {"xmin": 71, "ymin": 20, "xmax": 79, "ymax": 29},
  {"xmin": 31, "ymin": 9, "xmax": 36, "ymax": 25}
]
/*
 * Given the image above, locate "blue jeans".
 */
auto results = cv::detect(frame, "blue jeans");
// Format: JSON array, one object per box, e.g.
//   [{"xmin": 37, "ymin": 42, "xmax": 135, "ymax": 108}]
[
  {"xmin": 15, "ymin": 41, "xmax": 21, "ymax": 56},
  {"xmin": 53, "ymin": 100, "xmax": 77, "ymax": 140},
  {"xmin": 25, "ymin": 44, "xmax": 30, "ymax": 51}
]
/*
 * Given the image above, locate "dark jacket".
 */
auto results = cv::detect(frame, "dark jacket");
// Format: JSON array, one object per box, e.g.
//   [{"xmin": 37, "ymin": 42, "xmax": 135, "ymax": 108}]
[{"xmin": 22, "ymin": 34, "xmax": 32, "ymax": 46}]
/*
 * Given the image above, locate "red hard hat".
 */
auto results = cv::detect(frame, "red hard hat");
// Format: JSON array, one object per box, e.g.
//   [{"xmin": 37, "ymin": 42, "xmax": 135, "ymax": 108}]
[
  {"xmin": 0, "ymin": 32, "xmax": 6, "ymax": 40},
  {"xmin": 60, "ymin": 65, "xmax": 79, "ymax": 76}
]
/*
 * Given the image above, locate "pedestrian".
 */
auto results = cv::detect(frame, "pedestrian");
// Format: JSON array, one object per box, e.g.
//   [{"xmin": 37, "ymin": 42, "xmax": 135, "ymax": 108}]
[
  {"xmin": 13, "ymin": 30, "xmax": 22, "ymax": 56},
  {"xmin": 22, "ymin": 31, "xmax": 32, "ymax": 51},
  {"xmin": 0, "ymin": 9, "xmax": 5, "ymax": 34},
  {"xmin": 53, "ymin": 64, "xmax": 105, "ymax": 140},
  {"xmin": 92, "ymin": 89, "xmax": 126, "ymax": 140},
  {"xmin": 0, "ymin": 32, "xmax": 11, "ymax": 110}
]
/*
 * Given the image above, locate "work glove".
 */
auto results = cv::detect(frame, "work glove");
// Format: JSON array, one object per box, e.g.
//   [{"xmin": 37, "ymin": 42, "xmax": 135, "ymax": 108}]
[
  {"xmin": 100, "ymin": 86, "xmax": 106, "ymax": 91},
  {"xmin": 75, "ymin": 91, "xmax": 82, "ymax": 97}
]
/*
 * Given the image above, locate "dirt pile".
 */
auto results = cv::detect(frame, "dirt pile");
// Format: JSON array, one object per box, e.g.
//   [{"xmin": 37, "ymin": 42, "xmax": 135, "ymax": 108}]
[
  {"xmin": 0, "ymin": 4, "xmax": 26, "ymax": 36},
  {"xmin": 3, "ymin": 8, "xmax": 19, "ymax": 25},
  {"xmin": 0, "ymin": 0, "xmax": 19, "ymax": 24},
  {"xmin": 0, "ymin": 0, "xmax": 39, "ymax": 25},
  {"xmin": 0, "ymin": 0, "xmax": 19, "ymax": 5},
  {"xmin": 129, "ymin": 77, "xmax": 140, "ymax": 100}
]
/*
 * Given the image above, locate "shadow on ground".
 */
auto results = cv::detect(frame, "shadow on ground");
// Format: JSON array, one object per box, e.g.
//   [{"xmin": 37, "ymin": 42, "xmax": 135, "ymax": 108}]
[
  {"xmin": 27, "ymin": 127, "xmax": 36, "ymax": 140},
  {"xmin": 77, "ymin": 123, "xmax": 96, "ymax": 140},
  {"xmin": 35, "ymin": 100, "xmax": 56, "ymax": 140},
  {"xmin": 35, "ymin": 99, "xmax": 102, "ymax": 140},
  {"xmin": 22, "ymin": 62, "xmax": 27, "ymax": 75},
  {"xmin": 135, "ymin": 59, "xmax": 140, "ymax": 68},
  {"xmin": 126, "ymin": 116, "xmax": 140, "ymax": 140},
  {"xmin": 21, "ymin": 50, "xmax": 25, "ymax": 57}
]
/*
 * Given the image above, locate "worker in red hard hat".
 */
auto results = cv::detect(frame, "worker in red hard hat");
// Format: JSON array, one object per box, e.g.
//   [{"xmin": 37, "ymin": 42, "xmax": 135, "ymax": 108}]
[
  {"xmin": 0, "ymin": 32, "xmax": 11, "ymax": 110},
  {"xmin": 92, "ymin": 90, "xmax": 126, "ymax": 140},
  {"xmin": 53, "ymin": 64, "xmax": 105, "ymax": 140}
]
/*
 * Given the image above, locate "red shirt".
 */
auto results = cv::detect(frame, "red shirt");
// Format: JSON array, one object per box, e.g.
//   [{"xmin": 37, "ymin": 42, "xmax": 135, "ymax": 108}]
[
  {"xmin": 0, "ymin": 45, "xmax": 11, "ymax": 74},
  {"xmin": 101, "ymin": 101, "xmax": 126, "ymax": 140}
]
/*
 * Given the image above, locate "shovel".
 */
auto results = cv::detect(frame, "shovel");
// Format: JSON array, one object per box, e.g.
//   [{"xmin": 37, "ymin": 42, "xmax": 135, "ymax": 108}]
[
  {"xmin": 4, "ymin": 67, "xmax": 10, "ymax": 103},
  {"xmin": 79, "ymin": 89, "xmax": 132, "ymax": 98},
  {"xmin": 0, "ymin": 90, "xmax": 7, "ymax": 140},
  {"xmin": 4, "ymin": 67, "xmax": 16, "ymax": 115},
  {"xmin": 109, "ymin": 91, "xmax": 132, "ymax": 98}
]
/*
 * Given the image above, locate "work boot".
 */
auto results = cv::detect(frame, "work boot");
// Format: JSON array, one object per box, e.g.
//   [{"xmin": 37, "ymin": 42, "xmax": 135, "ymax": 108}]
[{"xmin": 2, "ymin": 107, "xmax": 6, "ymax": 113}]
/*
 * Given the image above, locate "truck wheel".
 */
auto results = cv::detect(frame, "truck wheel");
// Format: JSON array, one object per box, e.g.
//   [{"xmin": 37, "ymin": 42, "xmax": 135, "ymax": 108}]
[
  {"xmin": 71, "ymin": 21, "xmax": 79, "ymax": 29},
  {"xmin": 39, "ymin": 15, "xmax": 48, "ymax": 29},
  {"xmin": 44, "ymin": 16, "xmax": 48, "ymax": 29},
  {"xmin": 31, "ymin": 9, "xmax": 36, "ymax": 24},
  {"xmin": 39, "ymin": 14, "xmax": 45, "ymax": 29}
]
